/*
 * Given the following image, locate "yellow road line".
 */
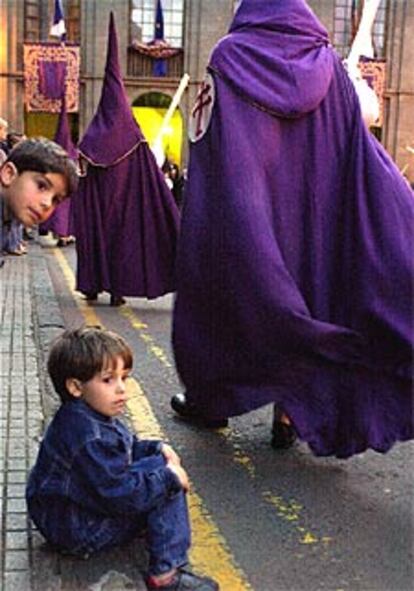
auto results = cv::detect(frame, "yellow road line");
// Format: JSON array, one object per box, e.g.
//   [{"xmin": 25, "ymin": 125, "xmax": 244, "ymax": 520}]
[
  {"xmin": 52, "ymin": 248, "xmax": 252, "ymax": 591},
  {"xmin": 119, "ymin": 306, "xmax": 173, "ymax": 369},
  {"xmin": 53, "ymin": 249, "xmax": 102, "ymax": 327},
  {"xmin": 127, "ymin": 380, "xmax": 252, "ymax": 591}
]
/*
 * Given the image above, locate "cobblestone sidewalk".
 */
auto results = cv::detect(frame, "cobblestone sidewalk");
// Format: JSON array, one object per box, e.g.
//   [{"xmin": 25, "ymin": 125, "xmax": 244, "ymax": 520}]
[{"xmin": 1, "ymin": 251, "xmax": 45, "ymax": 591}]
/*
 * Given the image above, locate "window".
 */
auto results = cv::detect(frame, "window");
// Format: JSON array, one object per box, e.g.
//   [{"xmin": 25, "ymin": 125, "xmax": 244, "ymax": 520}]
[
  {"xmin": 24, "ymin": 0, "xmax": 80, "ymax": 43},
  {"xmin": 66, "ymin": 0, "xmax": 81, "ymax": 44},
  {"xmin": 25, "ymin": 0, "xmax": 40, "ymax": 41},
  {"xmin": 333, "ymin": 0, "xmax": 387, "ymax": 58},
  {"xmin": 131, "ymin": 0, "xmax": 184, "ymax": 47}
]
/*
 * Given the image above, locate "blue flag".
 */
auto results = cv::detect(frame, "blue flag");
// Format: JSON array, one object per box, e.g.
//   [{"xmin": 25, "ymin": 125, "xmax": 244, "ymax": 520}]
[
  {"xmin": 154, "ymin": 0, "xmax": 164, "ymax": 40},
  {"xmin": 153, "ymin": 0, "xmax": 167, "ymax": 77},
  {"xmin": 50, "ymin": 0, "xmax": 66, "ymax": 40}
]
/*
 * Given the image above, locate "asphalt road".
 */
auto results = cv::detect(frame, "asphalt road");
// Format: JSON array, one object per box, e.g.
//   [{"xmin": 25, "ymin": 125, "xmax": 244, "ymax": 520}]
[{"xmin": 40, "ymin": 241, "xmax": 413, "ymax": 591}]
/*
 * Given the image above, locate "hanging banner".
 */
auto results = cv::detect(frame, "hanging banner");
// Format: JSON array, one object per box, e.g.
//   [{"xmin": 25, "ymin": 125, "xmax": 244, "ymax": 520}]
[{"xmin": 24, "ymin": 43, "xmax": 80, "ymax": 113}]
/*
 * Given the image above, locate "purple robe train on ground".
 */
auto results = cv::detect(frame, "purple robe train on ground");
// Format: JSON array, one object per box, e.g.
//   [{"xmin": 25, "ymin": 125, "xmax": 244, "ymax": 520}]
[
  {"xmin": 72, "ymin": 13, "xmax": 179, "ymax": 299},
  {"xmin": 172, "ymin": 0, "xmax": 414, "ymax": 458}
]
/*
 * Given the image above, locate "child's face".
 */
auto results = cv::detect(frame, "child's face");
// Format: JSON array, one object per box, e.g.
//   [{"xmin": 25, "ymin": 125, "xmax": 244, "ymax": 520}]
[
  {"xmin": 71, "ymin": 357, "xmax": 131, "ymax": 417},
  {"xmin": 0, "ymin": 164, "xmax": 67, "ymax": 227}
]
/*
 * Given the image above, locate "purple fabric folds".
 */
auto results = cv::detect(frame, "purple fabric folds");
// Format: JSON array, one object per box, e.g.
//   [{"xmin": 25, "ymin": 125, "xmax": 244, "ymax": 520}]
[
  {"xmin": 72, "ymin": 13, "xmax": 179, "ymax": 298},
  {"xmin": 172, "ymin": 0, "xmax": 414, "ymax": 458},
  {"xmin": 217, "ymin": 0, "xmax": 333, "ymax": 117},
  {"xmin": 39, "ymin": 96, "xmax": 76, "ymax": 236}
]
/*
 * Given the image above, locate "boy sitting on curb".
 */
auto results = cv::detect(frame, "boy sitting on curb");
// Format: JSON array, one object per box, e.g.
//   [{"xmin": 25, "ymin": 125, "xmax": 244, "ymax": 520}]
[{"xmin": 26, "ymin": 326, "xmax": 219, "ymax": 591}]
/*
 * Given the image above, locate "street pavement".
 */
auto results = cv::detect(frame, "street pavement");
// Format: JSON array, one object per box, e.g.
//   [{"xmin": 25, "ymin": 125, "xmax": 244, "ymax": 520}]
[{"xmin": 1, "ymin": 241, "xmax": 413, "ymax": 591}]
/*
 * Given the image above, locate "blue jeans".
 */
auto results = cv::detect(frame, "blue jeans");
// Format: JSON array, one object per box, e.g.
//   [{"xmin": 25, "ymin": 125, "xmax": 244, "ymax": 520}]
[
  {"xmin": 5, "ymin": 219, "xmax": 23, "ymax": 251},
  {"xmin": 62, "ymin": 469, "xmax": 190, "ymax": 576}
]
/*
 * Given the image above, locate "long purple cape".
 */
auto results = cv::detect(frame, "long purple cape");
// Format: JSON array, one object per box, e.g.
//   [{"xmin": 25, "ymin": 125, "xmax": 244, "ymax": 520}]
[
  {"xmin": 39, "ymin": 97, "xmax": 76, "ymax": 236},
  {"xmin": 173, "ymin": 0, "xmax": 414, "ymax": 458},
  {"xmin": 72, "ymin": 13, "xmax": 179, "ymax": 298}
]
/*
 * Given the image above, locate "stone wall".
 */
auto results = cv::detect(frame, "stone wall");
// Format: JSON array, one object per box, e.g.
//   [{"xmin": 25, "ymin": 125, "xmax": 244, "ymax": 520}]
[
  {"xmin": 382, "ymin": 0, "xmax": 414, "ymax": 180},
  {"xmin": 0, "ymin": 0, "xmax": 25, "ymax": 133}
]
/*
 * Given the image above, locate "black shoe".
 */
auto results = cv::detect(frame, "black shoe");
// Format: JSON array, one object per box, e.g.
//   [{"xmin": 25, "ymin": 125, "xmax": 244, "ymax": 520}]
[
  {"xmin": 271, "ymin": 405, "xmax": 296, "ymax": 449},
  {"xmin": 110, "ymin": 295, "xmax": 126, "ymax": 307},
  {"xmin": 83, "ymin": 292, "xmax": 98, "ymax": 302},
  {"xmin": 146, "ymin": 568, "xmax": 219, "ymax": 590},
  {"xmin": 171, "ymin": 393, "xmax": 228, "ymax": 429}
]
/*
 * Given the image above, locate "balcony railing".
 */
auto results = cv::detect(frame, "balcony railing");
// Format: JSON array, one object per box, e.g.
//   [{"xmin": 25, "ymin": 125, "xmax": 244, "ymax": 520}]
[{"xmin": 127, "ymin": 48, "xmax": 184, "ymax": 78}]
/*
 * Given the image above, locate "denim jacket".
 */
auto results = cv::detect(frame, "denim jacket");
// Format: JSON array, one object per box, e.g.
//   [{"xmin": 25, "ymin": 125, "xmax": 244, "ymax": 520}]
[{"xmin": 26, "ymin": 399, "xmax": 181, "ymax": 551}]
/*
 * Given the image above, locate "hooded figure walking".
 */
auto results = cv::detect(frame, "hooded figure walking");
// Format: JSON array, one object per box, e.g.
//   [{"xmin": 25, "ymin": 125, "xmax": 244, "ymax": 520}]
[
  {"xmin": 171, "ymin": 0, "xmax": 414, "ymax": 459},
  {"xmin": 72, "ymin": 13, "xmax": 179, "ymax": 307},
  {"xmin": 39, "ymin": 96, "xmax": 77, "ymax": 246}
]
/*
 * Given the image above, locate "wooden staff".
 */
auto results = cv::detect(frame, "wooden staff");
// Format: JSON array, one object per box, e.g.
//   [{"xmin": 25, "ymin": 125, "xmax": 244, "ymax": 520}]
[
  {"xmin": 344, "ymin": 0, "xmax": 382, "ymax": 127},
  {"xmin": 152, "ymin": 73, "xmax": 190, "ymax": 166}
]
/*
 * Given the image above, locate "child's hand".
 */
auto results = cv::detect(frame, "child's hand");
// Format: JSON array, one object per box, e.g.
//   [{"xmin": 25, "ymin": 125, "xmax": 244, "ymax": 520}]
[
  {"xmin": 167, "ymin": 462, "xmax": 190, "ymax": 492},
  {"xmin": 161, "ymin": 443, "xmax": 181, "ymax": 466}
]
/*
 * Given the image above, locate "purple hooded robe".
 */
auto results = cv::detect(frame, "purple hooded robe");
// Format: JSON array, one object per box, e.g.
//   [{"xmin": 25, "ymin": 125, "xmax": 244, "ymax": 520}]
[
  {"xmin": 172, "ymin": 0, "xmax": 414, "ymax": 458},
  {"xmin": 38, "ymin": 97, "xmax": 76, "ymax": 237},
  {"xmin": 72, "ymin": 13, "xmax": 179, "ymax": 298}
]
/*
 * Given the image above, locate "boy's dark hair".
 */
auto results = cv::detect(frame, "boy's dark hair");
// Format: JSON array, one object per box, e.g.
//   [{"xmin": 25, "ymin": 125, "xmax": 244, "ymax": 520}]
[
  {"xmin": 6, "ymin": 132, "xmax": 25, "ymax": 150},
  {"xmin": 48, "ymin": 326, "xmax": 133, "ymax": 403},
  {"xmin": 6, "ymin": 137, "xmax": 78, "ymax": 196}
]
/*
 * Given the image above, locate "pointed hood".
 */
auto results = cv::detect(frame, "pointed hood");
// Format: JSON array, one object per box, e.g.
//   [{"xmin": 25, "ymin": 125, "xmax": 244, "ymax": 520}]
[
  {"xmin": 78, "ymin": 12, "xmax": 144, "ymax": 166},
  {"xmin": 209, "ymin": 0, "xmax": 334, "ymax": 118},
  {"xmin": 39, "ymin": 93, "xmax": 77, "ymax": 236},
  {"xmin": 54, "ymin": 94, "xmax": 77, "ymax": 161}
]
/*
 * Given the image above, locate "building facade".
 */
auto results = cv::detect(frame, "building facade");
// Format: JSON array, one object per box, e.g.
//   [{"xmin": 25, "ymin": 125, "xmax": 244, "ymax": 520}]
[{"xmin": 0, "ymin": 0, "xmax": 413, "ymax": 177}]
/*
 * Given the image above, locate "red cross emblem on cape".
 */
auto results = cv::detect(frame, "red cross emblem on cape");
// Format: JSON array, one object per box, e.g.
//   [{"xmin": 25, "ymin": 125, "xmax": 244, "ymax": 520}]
[{"xmin": 188, "ymin": 72, "xmax": 215, "ymax": 143}]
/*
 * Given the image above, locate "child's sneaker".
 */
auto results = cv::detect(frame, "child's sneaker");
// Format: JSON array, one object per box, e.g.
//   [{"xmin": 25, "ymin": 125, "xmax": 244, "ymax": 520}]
[{"xmin": 146, "ymin": 568, "xmax": 219, "ymax": 590}]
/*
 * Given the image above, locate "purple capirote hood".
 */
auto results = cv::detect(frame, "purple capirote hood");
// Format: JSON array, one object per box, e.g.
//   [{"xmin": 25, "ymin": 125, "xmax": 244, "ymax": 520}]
[
  {"xmin": 209, "ymin": 0, "xmax": 334, "ymax": 118},
  {"xmin": 55, "ymin": 95, "xmax": 77, "ymax": 161},
  {"xmin": 38, "ymin": 95, "xmax": 77, "ymax": 235},
  {"xmin": 78, "ymin": 12, "xmax": 144, "ymax": 166}
]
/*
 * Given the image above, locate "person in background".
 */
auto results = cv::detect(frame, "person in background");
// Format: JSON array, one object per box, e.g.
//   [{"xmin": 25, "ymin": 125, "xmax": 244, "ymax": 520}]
[
  {"xmin": 2, "ymin": 132, "xmax": 28, "ymax": 256},
  {"xmin": 162, "ymin": 159, "xmax": 174, "ymax": 190},
  {"xmin": 0, "ymin": 117, "xmax": 9, "ymax": 164},
  {"xmin": 0, "ymin": 117, "xmax": 9, "ymax": 267},
  {"xmin": 169, "ymin": 163, "xmax": 185, "ymax": 210},
  {"xmin": 72, "ymin": 15, "xmax": 179, "ymax": 308},
  {"xmin": 38, "ymin": 97, "xmax": 77, "ymax": 249}
]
